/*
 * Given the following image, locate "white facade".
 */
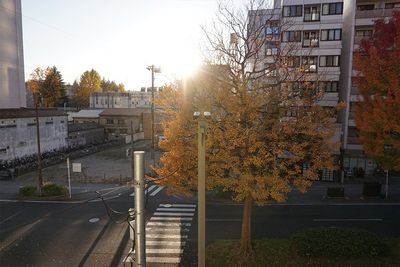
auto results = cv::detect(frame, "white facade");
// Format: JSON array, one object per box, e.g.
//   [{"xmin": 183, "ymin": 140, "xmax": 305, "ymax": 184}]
[
  {"xmin": 0, "ymin": 113, "xmax": 68, "ymax": 161},
  {"xmin": 90, "ymin": 91, "xmax": 159, "ymax": 109},
  {"xmin": 0, "ymin": 0, "xmax": 26, "ymax": 108}
]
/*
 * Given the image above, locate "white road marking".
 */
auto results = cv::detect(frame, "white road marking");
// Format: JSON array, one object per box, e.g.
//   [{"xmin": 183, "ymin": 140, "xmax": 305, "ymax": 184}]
[
  {"xmin": 146, "ymin": 227, "xmax": 186, "ymax": 233},
  {"xmin": 150, "ymin": 186, "xmax": 165, "ymax": 196},
  {"xmin": 160, "ymin": 203, "xmax": 196, "ymax": 208},
  {"xmin": 150, "ymin": 217, "xmax": 193, "ymax": 221},
  {"xmin": 146, "ymin": 248, "xmax": 183, "ymax": 254},
  {"xmin": 0, "ymin": 210, "xmax": 23, "ymax": 225},
  {"xmin": 147, "ymin": 222, "xmax": 191, "ymax": 227},
  {"xmin": 154, "ymin": 212, "xmax": 194, "ymax": 216},
  {"xmin": 313, "ymin": 218, "xmax": 383, "ymax": 222},
  {"xmin": 146, "ymin": 234, "xmax": 188, "ymax": 239},
  {"xmin": 146, "ymin": 240, "xmax": 186, "ymax": 246},
  {"xmin": 157, "ymin": 208, "xmax": 196, "ymax": 212},
  {"xmin": 146, "ymin": 257, "xmax": 181, "ymax": 263},
  {"xmin": 147, "ymin": 185, "xmax": 156, "ymax": 193}
]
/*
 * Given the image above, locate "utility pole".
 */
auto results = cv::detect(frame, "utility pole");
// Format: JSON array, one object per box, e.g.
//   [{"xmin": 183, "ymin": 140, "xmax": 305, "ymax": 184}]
[
  {"xmin": 134, "ymin": 151, "xmax": 146, "ymax": 267},
  {"xmin": 146, "ymin": 65, "xmax": 160, "ymax": 160},
  {"xmin": 35, "ymin": 93, "xmax": 43, "ymax": 196}
]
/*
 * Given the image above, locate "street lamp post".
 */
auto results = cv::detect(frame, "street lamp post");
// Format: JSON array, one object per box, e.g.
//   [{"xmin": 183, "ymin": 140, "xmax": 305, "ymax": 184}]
[
  {"xmin": 193, "ymin": 111, "xmax": 210, "ymax": 267},
  {"xmin": 146, "ymin": 65, "xmax": 161, "ymax": 159}
]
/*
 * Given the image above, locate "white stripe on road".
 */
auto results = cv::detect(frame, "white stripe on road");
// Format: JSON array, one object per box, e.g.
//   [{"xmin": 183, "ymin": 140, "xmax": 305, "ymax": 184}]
[
  {"xmin": 147, "ymin": 222, "xmax": 191, "ymax": 227},
  {"xmin": 146, "ymin": 240, "xmax": 186, "ymax": 246},
  {"xmin": 146, "ymin": 257, "xmax": 181, "ymax": 263},
  {"xmin": 0, "ymin": 210, "xmax": 24, "ymax": 225},
  {"xmin": 150, "ymin": 186, "xmax": 165, "ymax": 196},
  {"xmin": 156, "ymin": 208, "xmax": 196, "ymax": 212},
  {"xmin": 313, "ymin": 218, "xmax": 383, "ymax": 222},
  {"xmin": 146, "ymin": 248, "xmax": 183, "ymax": 254},
  {"xmin": 147, "ymin": 185, "xmax": 156, "ymax": 193},
  {"xmin": 154, "ymin": 212, "xmax": 194, "ymax": 216},
  {"xmin": 146, "ymin": 233, "xmax": 188, "ymax": 239},
  {"xmin": 150, "ymin": 217, "xmax": 193, "ymax": 221},
  {"xmin": 160, "ymin": 204, "xmax": 196, "ymax": 208},
  {"xmin": 146, "ymin": 227, "xmax": 189, "ymax": 233}
]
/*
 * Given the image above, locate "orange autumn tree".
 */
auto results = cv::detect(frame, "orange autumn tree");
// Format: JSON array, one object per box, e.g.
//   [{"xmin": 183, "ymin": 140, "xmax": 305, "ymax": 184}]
[
  {"xmin": 153, "ymin": 0, "xmax": 339, "ymax": 255},
  {"xmin": 353, "ymin": 11, "xmax": 400, "ymax": 171}
]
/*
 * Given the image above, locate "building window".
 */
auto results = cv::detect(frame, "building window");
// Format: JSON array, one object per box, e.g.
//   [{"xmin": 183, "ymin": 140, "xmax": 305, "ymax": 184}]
[
  {"xmin": 319, "ymin": 81, "xmax": 339, "ymax": 92},
  {"xmin": 265, "ymin": 63, "xmax": 278, "ymax": 77},
  {"xmin": 301, "ymin": 56, "xmax": 318, "ymax": 73},
  {"xmin": 265, "ymin": 43, "xmax": 279, "ymax": 55},
  {"xmin": 284, "ymin": 56, "xmax": 301, "ymax": 68},
  {"xmin": 322, "ymin": 3, "xmax": 343, "ymax": 15},
  {"xmin": 107, "ymin": 119, "xmax": 113, "ymax": 124},
  {"xmin": 321, "ymin": 29, "xmax": 341, "ymax": 41},
  {"xmin": 282, "ymin": 31, "xmax": 301, "ymax": 42},
  {"xmin": 0, "ymin": 148, "xmax": 6, "ymax": 153},
  {"xmin": 357, "ymin": 4, "xmax": 375, "ymax": 11},
  {"xmin": 304, "ymin": 5, "xmax": 321, "ymax": 21},
  {"xmin": 282, "ymin": 5, "xmax": 302, "ymax": 17},
  {"xmin": 303, "ymin": 30, "xmax": 319, "ymax": 47},
  {"xmin": 320, "ymin": 55, "xmax": 340, "ymax": 67},
  {"xmin": 385, "ymin": 2, "xmax": 400, "ymax": 9},
  {"xmin": 120, "ymin": 129, "xmax": 127, "ymax": 134},
  {"xmin": 265, "ymin": 21, "xmax": 280, "ymax": 35},
  {"xmin": 355, "ymin": 29, "xmax": 373, "ymax": 37},
  {"xmin": 45, "ymin": 121, "xmax": 53, "ymax": 125},
  {"xmin": 27, "ymin": 122, "xmax": 36, "ymax": 126},
  {"xmin": 118, "ymin": 119, "xmax": 124, "ymax": 125}
]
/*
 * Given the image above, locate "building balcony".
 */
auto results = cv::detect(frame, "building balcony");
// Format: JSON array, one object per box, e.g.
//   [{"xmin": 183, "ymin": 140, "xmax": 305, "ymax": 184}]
[{"xmin": 356, "ymin": 8, "xmax": 399, "ymax": 19}]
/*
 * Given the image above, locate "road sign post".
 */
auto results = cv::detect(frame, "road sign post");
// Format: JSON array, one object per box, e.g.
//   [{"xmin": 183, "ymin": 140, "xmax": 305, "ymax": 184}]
[{"xmin": 134, "ymin": 151, "xmax": 146, "ymax": 267}]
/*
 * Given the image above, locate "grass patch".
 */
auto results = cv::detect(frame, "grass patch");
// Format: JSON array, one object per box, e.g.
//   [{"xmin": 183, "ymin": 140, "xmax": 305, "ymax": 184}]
[{"xmin": 206, "ymin": 235, "xmax": 400, "ymax": 267}]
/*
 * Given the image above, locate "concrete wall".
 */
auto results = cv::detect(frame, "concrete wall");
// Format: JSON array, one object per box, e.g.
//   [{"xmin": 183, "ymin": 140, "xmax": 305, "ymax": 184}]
[
  {"xmin": 68, "ymin": 127, "xmax": 105, "ymax": 148},
  {"xmin": 0, "ymin": 116, "xmax": 68, "ymax": 161},
  {"xmin": 0, "ymin": 0, "xmax": 26, "ymax": 108}
]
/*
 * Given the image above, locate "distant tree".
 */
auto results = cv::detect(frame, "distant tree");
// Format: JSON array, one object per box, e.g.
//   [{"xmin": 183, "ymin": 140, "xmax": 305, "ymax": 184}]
[
  {"xmin": 26, "ymin": 66, "xmax": 66, "ymax": 107},
  {"xmin": 153, "ymin": 0, "xmax": 340, "ymax": 256},
  {"xmin": 353, "ymin": 11, "xmax": 400, "ymax": 171},
  {"xmin": 75, "ymin": 69, "xmax": 101, "ymax": 107},
  {"xmin": 101, "ymin": 78, "xmax": 126, "ymax": 93}
]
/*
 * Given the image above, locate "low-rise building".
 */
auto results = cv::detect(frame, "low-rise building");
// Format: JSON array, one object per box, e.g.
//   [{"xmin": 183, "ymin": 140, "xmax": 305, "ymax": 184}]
[
  {"xmin": 90, "ymin": 90, "xmax": 160, "ymax": 109},
  {"xmin": 67, "ymin": 122, "xmax": 105, "ymax": 148},
  {"xmin": 99, "ymin": 108, "xmax": 150, "ymax": 142},
  {"xmin": 0, "ymin": 108, "xmax": 68, "ymax": 161},
  {"xmin": 68, "ymin": 109, "xmax": 104, "ymax": 124}
]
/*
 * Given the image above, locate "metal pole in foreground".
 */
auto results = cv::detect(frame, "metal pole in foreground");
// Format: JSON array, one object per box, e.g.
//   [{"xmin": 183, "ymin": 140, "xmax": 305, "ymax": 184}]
[
  {"xmin": 134, "ymin": 151, "xmax": 146, "ymax": 267},
  {"xmin": 67, "ymin": 157, "xmax": 72, "ymax": 198},
  {"xmin": 198, "ymin": 119, "xmax": 206, "ymax": 267}
]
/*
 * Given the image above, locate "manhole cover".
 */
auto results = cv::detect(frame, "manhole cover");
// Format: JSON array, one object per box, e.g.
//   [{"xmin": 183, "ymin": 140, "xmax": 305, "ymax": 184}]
[{"xmin": 89, "ymin": 217, "xmax": 100, "ymax": 223}]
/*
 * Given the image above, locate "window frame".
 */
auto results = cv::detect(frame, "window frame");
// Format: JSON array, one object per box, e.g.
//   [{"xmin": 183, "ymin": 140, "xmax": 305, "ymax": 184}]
[
  {"xmin": 321, "ymin": 29, "xmax": 342, "ymax": 41},
  {"xmin": 319, "ymin": 81, "xmax": 339, "ymax": 92},
  {"xmin": 304, "ymin": 5, "xmax": 321, "ymax": 22},
  {"xmin": 282, "ymin": 30, "xmax": 302, "ymax": 42},
  {"xmin": 282, "ymin": 5, "xmax": 303, "ymax": 17},
  {"xmin": 301, "ymin": 56, "xmax": 318, "ymax": 73},
  {"xmin": 303, "ymin": 30, "xmax": 319, "ymax": 47},
  {"xmin": 322, "ymin": 2, "xmax": 343, "ymax": 15},
  {"xmin": 319, "ymin": 55, "xmax": 340, "ymax": 67}
]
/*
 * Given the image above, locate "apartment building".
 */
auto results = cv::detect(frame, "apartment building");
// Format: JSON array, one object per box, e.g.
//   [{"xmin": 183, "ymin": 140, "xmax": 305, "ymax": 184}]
[
  {"xmin": 249, "ymin": 0, "xmax": 398, "ymax": 178},
  {"xmin": 90, "ymin": 88, "xmax": 161, "ymax": 109},
  {"xmin": 339, "ymin": 0, "xmax": 399, "ymax": 175}
]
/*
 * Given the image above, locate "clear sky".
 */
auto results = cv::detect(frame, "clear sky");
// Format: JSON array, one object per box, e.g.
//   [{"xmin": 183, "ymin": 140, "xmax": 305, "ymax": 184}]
[{"xmin": 21, "ymin": 0, "xmax": 227, "ymax": 91}]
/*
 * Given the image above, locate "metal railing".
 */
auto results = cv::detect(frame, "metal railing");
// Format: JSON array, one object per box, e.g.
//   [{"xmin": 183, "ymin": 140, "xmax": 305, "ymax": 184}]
[{"xmin": 356, "ymin": 8, "xmax": 400, "ymax": 19}]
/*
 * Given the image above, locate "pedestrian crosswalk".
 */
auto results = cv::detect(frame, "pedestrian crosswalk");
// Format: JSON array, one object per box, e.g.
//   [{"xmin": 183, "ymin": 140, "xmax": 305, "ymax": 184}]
[
  {"xmin": 129, "ymin": 184, "xmax": 165, "ymax": 197},
  {"xmin": 146, "ymin": 203, "xmax": 196, "ymax": 266}
]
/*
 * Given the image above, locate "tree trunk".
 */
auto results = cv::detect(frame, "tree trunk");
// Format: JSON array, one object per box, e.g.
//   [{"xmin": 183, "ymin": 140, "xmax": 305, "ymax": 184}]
[{"xmin": 240, "ymin": 194, "xmax": 253, "ymax": 255}]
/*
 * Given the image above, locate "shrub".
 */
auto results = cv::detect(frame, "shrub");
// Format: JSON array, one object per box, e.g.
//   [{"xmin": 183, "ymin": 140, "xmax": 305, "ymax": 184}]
[
  {"xmin": 19, "ymin": 186, "xmax": 37, "ymax": 196},
  {"xmin": 292, "ymin": 227, "xmax": 387, "ymax": 257},
  {"xmin": 42, "ymin": 182, "xmax": 67, "ymax": 197}
]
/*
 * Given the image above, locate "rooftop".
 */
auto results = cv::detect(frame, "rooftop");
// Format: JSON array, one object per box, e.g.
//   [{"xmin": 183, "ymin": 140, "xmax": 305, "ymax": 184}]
[
  {"xmin": 0, "ymin": 108, "xmax": 66, "ymax": 119},
  {"xmin": 68, "ymin": 109, "xmax": 104, "ymax": 118},
  {"xmin": 99, "ymin": 108, "xmax": 151, "ymax": 117}
]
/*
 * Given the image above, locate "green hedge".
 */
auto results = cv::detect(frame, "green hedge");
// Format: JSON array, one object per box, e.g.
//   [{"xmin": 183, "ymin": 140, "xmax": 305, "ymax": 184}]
[
  {"xmin": 42, "ymin": 182, "xmax": 67, "ymax": 196},
  {"xmin": 19, "ymin": 186, "xmax": 37, "ymax": 196},
  {"xmin": 292, "ymin": 227, "xmax": 387, "ymax": 257},
  {"xmin": 213, "ymin": 185, "xmax": 232, "ymax": 199},
  {"xmin": 19, "ymin": 183, "xmax": 67, "ymax": 197}
]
